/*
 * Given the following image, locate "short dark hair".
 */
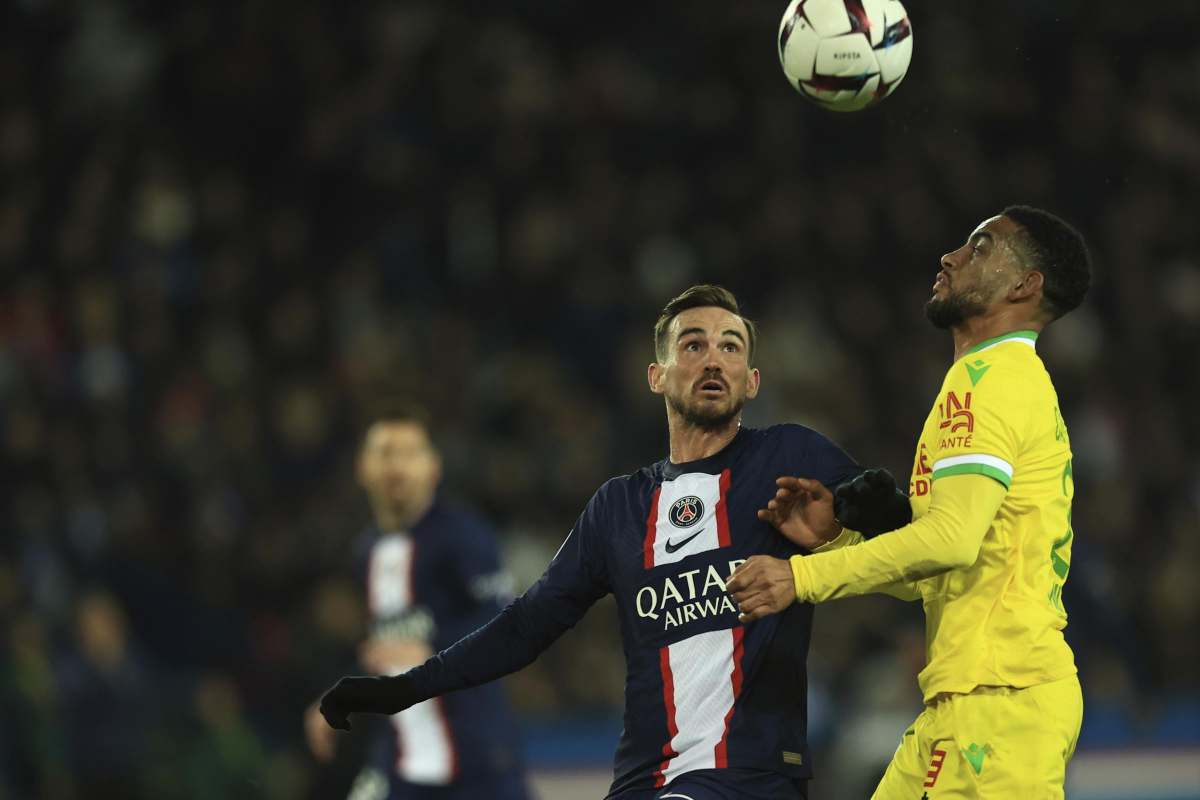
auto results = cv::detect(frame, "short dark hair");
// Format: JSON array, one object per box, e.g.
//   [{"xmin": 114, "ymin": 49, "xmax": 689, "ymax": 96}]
[
  {"xmin": 1002, "ymin": 205, "xmax": 1091, "ymax": 320},
  {"xmin": 654, "ymin": 285, "xmax": 757, "ymax": 365},
  {"xmin": 359, "ymin": 399, "xmax": 433, "ymax": 446}
]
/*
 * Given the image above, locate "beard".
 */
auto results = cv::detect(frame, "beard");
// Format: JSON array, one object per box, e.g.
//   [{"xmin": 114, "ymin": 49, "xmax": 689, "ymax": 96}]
[
  {"xmin": 925, "ymin": 290, "xmax": 988, "ymax": 329},
  {"xmin": 666, "ymin": 391, "xmax": 745, "ymax": 431}
]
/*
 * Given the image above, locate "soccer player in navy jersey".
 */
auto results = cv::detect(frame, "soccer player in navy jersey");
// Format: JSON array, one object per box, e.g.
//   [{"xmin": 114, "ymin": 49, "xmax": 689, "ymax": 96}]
[
  {"xmin": 320, "ymin": 286, "xmax": 910, "ymax": 800},
  {"xmin": 304, "ymin": 406, "xmax": 530, "ymax": 800}
]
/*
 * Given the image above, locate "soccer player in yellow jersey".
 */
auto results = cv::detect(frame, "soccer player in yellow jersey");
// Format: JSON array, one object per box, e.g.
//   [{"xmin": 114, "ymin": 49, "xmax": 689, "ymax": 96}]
[{"xmin": 727, "ymin": 206, "xmax": 1092, "ymax": 798}]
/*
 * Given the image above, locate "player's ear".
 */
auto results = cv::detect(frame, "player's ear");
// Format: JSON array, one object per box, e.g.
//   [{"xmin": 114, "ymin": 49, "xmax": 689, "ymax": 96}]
[
  {"xmin": 746, "ymin": 367, "xmax": 761, "ymax": 399},
  {"xmin": 1010, "ymin": 269, "xmax": 1044, "ymax": 303},
  {"xmin": 648, "ymin": 362, "xmax": 666, "ymax": 395}
]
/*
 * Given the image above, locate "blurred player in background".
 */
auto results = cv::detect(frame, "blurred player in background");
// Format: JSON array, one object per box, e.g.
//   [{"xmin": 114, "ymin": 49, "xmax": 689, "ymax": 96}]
[
  {"xmin": 304, "ymin": 405, "xmax": 530, "ymax": 800},
  {"xmin": 728, "ymin": 206, "xmax": 1091, "ymax": 798},
  {"xmin": 319, "ymin": 285, "xmax": 912, "ymax": 800}
]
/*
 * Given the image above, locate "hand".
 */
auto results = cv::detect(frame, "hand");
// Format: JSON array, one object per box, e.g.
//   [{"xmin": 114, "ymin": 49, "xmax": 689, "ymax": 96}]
[
  {"xmin": 833, "ymin": 468, "xmax": 912, "ymax": 536},
  {"xmin": 726, "ymin": 555, "xmax": 797, "ymax": 623},
  {"xmin": 360, "ymin": 637, "xmax": 433, "ymax": 675},
  {"xmin": 304, "ymin": 701, "xmax": 338, "ymax": 762},
  {"xmin": 319, "ymin": 673, "xmax": 422, "ymax": 731},
  {"xmin": 757, "ymin": 477, "xmax": 842, "ymax": 550}
]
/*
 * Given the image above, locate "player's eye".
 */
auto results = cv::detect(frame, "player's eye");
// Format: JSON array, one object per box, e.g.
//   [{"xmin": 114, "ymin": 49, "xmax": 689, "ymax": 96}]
[
  {"xmin": 684, "ymin": 341, "xmax": 701, "ymax": 352},
  {"xmin": 722, "ymin": 342, "xmax": 740, "ymax": 352}
]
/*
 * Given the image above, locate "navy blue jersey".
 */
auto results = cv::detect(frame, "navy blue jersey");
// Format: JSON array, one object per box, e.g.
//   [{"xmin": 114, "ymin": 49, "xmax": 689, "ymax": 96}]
[
  {"xmin": 357, "ymin": 499, "xmax": 526, "ymax": 787},
  {"xmin": 406, "ymin": 425, "xmax": 860, "ymax": 797}
]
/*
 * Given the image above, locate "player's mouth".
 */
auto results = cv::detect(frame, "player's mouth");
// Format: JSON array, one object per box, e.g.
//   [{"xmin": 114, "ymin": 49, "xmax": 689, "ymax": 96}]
[
  {"xmin": 697, "ymin": 379, "xmax": 727, "ymax": 397},
  {"xmin": 933, "ymin": 271, "xmax": 949, "ymax": 292}
]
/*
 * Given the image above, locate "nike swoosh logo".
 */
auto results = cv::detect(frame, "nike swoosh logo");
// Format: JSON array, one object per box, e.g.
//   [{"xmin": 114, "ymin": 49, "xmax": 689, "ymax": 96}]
[{"xmin": 664, "ymin": 530, "xmax": 703, "ymax": 553}]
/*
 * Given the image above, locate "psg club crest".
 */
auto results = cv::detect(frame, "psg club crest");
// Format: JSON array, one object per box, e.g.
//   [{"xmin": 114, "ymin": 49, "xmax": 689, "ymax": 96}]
[{"xmin": 669, "ymin": 496, "xmax": 705, "ymax": 528}]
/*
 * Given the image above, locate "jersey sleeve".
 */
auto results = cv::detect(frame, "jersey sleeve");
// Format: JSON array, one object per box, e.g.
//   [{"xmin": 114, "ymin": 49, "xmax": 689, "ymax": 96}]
[
  {"xmin": 813, "ymin": 529, "xmax": 921, "ymax": 602},
  {"xmin": 779, "ymin": 424, "xmax": 862, "ymax": 488},
  {"xmin": 404, "ymin": 486, "xmax": 613, "ymax": 699},
  {"xmin": 791, "ymin": 473, "xmax": 1006, "ymax": 602},
  {"xmin": 928, "ymin": 359, "xmax": 1032, "ymax": 490}
]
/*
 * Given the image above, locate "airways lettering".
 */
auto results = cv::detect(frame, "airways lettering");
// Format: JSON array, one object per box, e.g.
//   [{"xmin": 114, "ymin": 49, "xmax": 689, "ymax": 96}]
[{"xmin": 635, "ymin": 560, "xmax": 746, "ymax": 631}]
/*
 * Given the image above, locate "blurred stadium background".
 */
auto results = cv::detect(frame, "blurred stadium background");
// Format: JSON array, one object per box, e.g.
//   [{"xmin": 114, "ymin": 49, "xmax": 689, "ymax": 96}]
[{"xmin": 2, "ymin": 0, "xmax": 1198, "ymax": 798}]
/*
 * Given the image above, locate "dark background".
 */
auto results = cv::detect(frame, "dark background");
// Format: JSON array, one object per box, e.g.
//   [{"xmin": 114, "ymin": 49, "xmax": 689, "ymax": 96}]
[{"xmin": 2, "ymin": 1, "xmax": 1198, "ymax": 798}]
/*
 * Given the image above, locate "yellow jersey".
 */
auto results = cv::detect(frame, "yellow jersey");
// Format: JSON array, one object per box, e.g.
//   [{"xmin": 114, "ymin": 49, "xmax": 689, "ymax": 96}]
[
  {"xmin": 908, "ymin": 329, "xmax": 1076, "ymax": 698},
  {"xmin": 791, "ymin": 330, "xmax": 1077, "ymax": 701}
]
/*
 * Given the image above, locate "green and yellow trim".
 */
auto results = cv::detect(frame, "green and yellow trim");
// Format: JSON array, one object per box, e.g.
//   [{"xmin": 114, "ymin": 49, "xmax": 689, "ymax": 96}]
[
  {"xmin": 931, "ymin": 454, "xmax": 1013, "ymax": 489},
  {"xmin": 964, "ymin": 329, "xmax": 1038, "ymax": 357}
]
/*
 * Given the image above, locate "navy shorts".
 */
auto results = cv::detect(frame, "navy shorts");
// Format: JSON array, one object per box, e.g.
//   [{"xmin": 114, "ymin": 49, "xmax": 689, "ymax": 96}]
[{"xmin": 612, "ymin": 768, "xmax": 809, "ymax": 800}]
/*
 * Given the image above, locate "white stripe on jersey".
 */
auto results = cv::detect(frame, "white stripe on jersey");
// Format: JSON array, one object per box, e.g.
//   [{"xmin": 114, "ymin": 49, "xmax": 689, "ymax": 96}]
[
  {"xmin": 649, "ymin": 472, "xmax": 726, "ymax": 567},
  {"xmin": 392, "ymin": 697, "xmax": 457, "ymax": 785},
  {"xmin": 368, "ymin": 534, "xmax": 414, "ymax": 615},
  {"xmin": 368, "ymin": 533, "xmax": 457, "ymax": 785},
  {"xmin": 660, "ymin": 629, "xmax": 738, "ymax": 784}
]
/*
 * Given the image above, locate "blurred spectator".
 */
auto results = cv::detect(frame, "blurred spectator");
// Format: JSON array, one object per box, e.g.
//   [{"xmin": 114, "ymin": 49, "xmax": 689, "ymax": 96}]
[{"xmin": 56, "ymin": 591, "xmax": 151, "ymax": 798}]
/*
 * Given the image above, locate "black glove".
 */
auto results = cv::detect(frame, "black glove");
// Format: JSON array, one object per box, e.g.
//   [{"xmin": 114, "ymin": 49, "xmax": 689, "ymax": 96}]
[
  {"xmin": 833, "ymin": 468, "xmax": 912, "ymax": 537},
  {"xmin": 319, "ymin": 673, "xmax": 424, "ymax": 731}
]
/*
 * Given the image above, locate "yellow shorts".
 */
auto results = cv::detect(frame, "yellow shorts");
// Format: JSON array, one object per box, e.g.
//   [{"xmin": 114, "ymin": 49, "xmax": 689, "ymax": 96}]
[{"xmin": 872, "ymin": 674, "xmax": 1083, "ymax": 800}]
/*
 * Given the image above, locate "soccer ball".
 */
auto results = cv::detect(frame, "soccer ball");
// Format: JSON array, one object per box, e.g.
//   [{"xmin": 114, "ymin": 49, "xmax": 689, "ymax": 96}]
[{"xmin": 778, "ymin": 0, "xmax": 913, "ymax": 112}]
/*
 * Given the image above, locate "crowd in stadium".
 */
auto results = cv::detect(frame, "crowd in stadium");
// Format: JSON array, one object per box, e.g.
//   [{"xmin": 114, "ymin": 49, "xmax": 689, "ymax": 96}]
[{"xmin": 1, "ymin": 1, "xmax": 1197, "ymax": 797}]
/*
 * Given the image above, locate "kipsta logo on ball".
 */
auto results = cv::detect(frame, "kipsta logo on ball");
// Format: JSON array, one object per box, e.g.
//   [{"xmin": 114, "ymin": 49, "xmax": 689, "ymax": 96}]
[{"xmin": 669, "ymin": 496, "xmax": 705, "ymax": 528}]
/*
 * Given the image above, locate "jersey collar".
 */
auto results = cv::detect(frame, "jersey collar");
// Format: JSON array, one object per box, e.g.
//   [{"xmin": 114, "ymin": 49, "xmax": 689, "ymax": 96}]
[
  {"xmin": 963, "ymin": 329, "xmax": 1038, "ymax": 357},
  {"xmin": 661, "ymin": 426, "xmax": 749, "ymax": 481}
]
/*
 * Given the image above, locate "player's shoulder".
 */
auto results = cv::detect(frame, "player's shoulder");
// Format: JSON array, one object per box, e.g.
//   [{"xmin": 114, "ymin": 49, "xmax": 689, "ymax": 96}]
[
  {"xmin": 945, "ymin": 333, "xmax": 1050, "ymax": 396},
  {"xmin": 592, "ymin": 467, "xmax": 658, "ymax": 505},
  {"xmin": 423, "ymin": 498, "xmax": 498, "ymax": 544},
  {"xmin": 758, "ymin": 421, "xmax": 825, "ymax": 442},
  {"xmin": 351, "ymin": 525, "xmax": 381, "ymax": 568},
  {"xmin": 571, "ymin": 468, "xmax": 658, "ymax": 534},
  {"xmin": 753, "ymin": 422, "xmax": 841, "ymax": 455}
]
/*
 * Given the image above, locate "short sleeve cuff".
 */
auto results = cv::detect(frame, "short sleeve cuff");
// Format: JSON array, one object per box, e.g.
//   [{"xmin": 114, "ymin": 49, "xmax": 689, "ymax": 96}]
[{"xmin": 931, "ymin": 454, "xmax": 1013, "ymax": 489}]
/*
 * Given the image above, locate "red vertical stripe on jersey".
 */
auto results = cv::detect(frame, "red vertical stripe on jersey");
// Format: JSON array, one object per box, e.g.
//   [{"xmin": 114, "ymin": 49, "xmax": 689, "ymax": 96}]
[
  {"xmin": 713, "ymin": 626, "xmax": 746, "ymax": 767},
  {"xmin": 643, "ymin": 485, "xmax": 663, "ymax": 569},
  {"xmin": 654, "ymin": 645, "xmax": 680, "ymax": 788},
  {"xmin": 715, "ymin": 469, "xmax": 732, "ymax": 547}
]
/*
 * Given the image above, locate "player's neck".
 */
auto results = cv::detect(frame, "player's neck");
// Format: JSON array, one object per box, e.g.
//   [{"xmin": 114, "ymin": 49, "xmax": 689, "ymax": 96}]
[
  {"xmin": 373, "ymin": 494, "xmax": 435, "ymax": 533},
  {"xmin": 950, "ymin": 312, "xmax": 1044, "ymax": 362},
  {"xmin": 667, "ymin": 416, "xmax": 741, "ymax": 464}
]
